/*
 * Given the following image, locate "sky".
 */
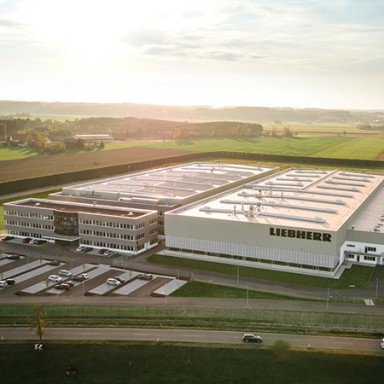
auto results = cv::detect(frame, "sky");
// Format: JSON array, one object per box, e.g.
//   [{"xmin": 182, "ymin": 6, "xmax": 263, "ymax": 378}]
[{"xmin": 0, "ymin": 0, "xmax": 383, "ymax": 110}]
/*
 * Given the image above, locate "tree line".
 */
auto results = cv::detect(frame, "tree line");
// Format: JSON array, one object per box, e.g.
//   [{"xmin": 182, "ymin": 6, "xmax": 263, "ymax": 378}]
[{"xmin": 0, "ymin": 117, "xmax": 264, "ymax": 154}]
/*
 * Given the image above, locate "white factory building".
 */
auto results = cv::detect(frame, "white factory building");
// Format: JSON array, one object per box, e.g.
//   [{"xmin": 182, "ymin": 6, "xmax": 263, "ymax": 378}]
[
  {"xmin": 164, "ymin": 168, "xmax": 384, "ymax": 277},
  {"xmin": 49, "ymin": 162, "xmax": 278, "ymax": 236}
]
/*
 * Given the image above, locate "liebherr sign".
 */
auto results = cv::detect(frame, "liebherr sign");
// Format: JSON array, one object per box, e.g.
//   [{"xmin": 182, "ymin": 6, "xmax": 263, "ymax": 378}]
[{"xmin": 270, "ymin": 227, "xmax": 332, "ymax": 242}]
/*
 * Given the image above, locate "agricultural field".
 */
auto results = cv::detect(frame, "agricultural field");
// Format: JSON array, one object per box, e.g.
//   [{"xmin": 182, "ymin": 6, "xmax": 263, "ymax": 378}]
[
  {"xmin": 0, "ymin": 342, "xmax": 383, "ymax": 384},
  {"xmin": 1, "ymin": 134, "xmax": 384, "ymax": 185},
  {"xmin": 121, "ymin": 136, "xmax": 384, "ymax": 160},
  {"xmin": 0, "ymin": 146, "xmax": 191, "ymax": 183}
]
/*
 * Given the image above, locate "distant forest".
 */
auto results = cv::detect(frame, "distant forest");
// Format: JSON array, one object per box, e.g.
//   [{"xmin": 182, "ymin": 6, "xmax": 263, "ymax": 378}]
[
  {"xmin": 0, "ymin": 100, "xmax": 383, "ymax": 122},
  {"xmin": 0, "ymin": 116, "xmax": 263, "ymax": 153}
]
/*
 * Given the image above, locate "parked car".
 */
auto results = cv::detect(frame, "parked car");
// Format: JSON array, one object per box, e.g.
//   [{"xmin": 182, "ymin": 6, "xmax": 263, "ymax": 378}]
[
  {"xmin": 72, "ymin": 274, "xmax": 87, "ymax": 282},
  {"xmin": 30, "ymin": 239, "xmax": 46, "ymax": 245},
  {"xmin": 242, "ymin": 333, "xmax": 263, "ymax": 343},
  {"xmin": 59, "ymin": 270, "xmax": 72, "ymax": 277},
  {"xmin": 381, "ymin": 338, "xmax": 384, "ymax": 349},
  {"xmin": 0, "ymin": 280, "xmax": 8, "ymax": 288},
  {"xmin": 5, "ymin": 278, "xmax": 15, "ymax": 286},
  {"xmin": 6, "ymin": 254, "xmax": 22, "ymax": 260},
  {"xmin": 1, "ymin": 236, "xmax": 14, "ymax": 241},
  {"xmin": 114, "ymin": 276, "xmax": 125, "ymax": 284},
  {"xmin": 55, "ymin": 283, "xmax": 71, "ymax": 291},
  {"xmin": 79, "ymin": 273, "xmax": 89, "ymax": 280},
  {"xmin": 98, "ymin": 248, "xmax": 108, "ymax": 254},
  {"xmin": 48, "ymin": 275, "xmax": 63, "ymax": 283},
  {"xmin": 48, "ymin": 260, "xmax": 60, "ymax": 266},
  {"xmin": 65, "ymin": 280, "xmax": 75, "ymax": 287},
  {"xmin": 138, "ymin": 273, "xmax": 153, "ymax": 281},
  {"xmin": 22, "ymin": 237, "xmax": 32, "ymax": 243},
  {"xmin": 107, "ymin": 278, "xmax": 122, "ymax": 286},
  {"xmin": 82, "ymin": 247, "xmax": 93, "ymax": 253}
]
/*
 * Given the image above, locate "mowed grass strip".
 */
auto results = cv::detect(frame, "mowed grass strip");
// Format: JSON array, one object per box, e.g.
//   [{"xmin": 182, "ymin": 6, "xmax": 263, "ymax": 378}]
[
  {"xmin": 170, "ymin": 281, "xmax": 312, "ymax": 300},
  {"xmin": 0, "ymin": 342, "xmax": 383, "ymax": 384},
  {"xmin": 148, "ymin": 255, "xmax": 374, "ymax": 289}
]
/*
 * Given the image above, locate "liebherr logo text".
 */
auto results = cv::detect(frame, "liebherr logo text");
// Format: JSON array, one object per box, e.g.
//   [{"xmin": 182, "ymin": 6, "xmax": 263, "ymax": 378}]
[{"xmin": 270, "ymin": 227, "xmax": 332, "ymax": 242}]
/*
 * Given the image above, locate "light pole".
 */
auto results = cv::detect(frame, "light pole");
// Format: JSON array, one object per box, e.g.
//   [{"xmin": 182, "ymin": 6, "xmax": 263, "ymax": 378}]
[{"xmin": 237, "ymin": 265, "xmax": 239, "ymax": 286}]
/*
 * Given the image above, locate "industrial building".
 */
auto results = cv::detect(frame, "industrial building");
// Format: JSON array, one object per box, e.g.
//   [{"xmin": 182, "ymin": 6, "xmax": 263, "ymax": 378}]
[
  {"xmin": 3, "ymin": 198, "xmax": 158, "ymax": 255},
  {"xmin": 5, "ymin": 162, "xmax": 384, "ymax": 278},
  {"xmin": 49, "ymin": 162, "xmax": 278, "ymax": 236},
  {"xmin": 164, "ymin": 168, "xmax": 384, "ymax": 277}
]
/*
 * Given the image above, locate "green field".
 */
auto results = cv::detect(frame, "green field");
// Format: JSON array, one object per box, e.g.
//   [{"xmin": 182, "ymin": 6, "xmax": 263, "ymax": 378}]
[
  {"xmin": 2, "ymin": 135, "xmax": 384, "ymax": 161},
  {"xmin": 0, "ymin": 342, "xmax": 383, "ymax": 384},
  {"xmin": 101, "ymin": 136, "xmax": 384, "ymax": 160},
  {"xmin": 0, "ymin": 146, "xmax": 40, "ymax": 161}
]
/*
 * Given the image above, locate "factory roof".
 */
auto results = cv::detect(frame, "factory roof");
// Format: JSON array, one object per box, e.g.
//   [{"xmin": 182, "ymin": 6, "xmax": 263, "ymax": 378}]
[
  {"xmin": 61, "ymin": 162, "xmax": 277, "ymax": 205},
  {"xmin": 6, "ymin": 198, "xmax": 153, "ymax": 219},
  {"xmin": 168, "ymin": 168, "xmax": 384, "ymax": 232}
]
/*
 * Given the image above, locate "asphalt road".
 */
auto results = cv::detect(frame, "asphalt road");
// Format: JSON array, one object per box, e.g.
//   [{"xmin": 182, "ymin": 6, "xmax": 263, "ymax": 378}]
[{"xmin": 1, "ymin": 327, "xmax": 382, "ymax": 353}]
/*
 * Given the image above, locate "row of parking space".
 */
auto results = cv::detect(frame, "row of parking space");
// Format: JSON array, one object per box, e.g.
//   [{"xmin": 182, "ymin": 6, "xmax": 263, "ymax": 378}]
[
  {"xmin": 22, "ymin": 264, "xmax": 99, "ymax": 295},
  {"xmin": 0, "ymin": 254, "xmax": 186, "ymax": 297}
]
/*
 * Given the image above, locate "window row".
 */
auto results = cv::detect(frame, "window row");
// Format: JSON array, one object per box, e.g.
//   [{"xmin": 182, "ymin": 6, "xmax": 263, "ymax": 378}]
[
  {"xmin": 5, "ymin": 211, "xmax": 53, "ymax": 220},
  {"xmin": 79, "ymin": 229, "xmax": 147, "ymax": 240},
  {"xmin": 5, "ymin": 220, "xmax": 53, "ymax": 230},
  {"xmin": 79, "ymin": 219, "xmax": 147, "ymax": 230}
]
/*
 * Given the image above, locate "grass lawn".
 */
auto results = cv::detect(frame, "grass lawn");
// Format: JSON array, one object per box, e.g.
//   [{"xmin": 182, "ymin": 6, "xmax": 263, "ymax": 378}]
[
  {"xmin": 148, "ymin": 255, "xmax": 374, "ymax": 289},
  {"xmin": 0, "ymin": 342, "xmax": 383, "ymax": 384},
  {"xmin": 170, "ymin": 281, "xmax": 314, "ymax": 300},
  {"xmin": 0, "ymin": 146, "xmax": 40, "ymax": 161}
]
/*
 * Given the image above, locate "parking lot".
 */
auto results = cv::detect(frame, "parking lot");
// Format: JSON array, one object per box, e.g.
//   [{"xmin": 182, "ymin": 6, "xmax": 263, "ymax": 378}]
[{"xmin": 0, "ymin": 238, "xmax": 186, "ymax": 299}]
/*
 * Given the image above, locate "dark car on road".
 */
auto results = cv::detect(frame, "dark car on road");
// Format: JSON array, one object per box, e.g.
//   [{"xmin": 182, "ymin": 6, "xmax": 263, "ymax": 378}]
[{"xmin": 242, "ymin": 333, "xmax": 263, "ymax": 343}]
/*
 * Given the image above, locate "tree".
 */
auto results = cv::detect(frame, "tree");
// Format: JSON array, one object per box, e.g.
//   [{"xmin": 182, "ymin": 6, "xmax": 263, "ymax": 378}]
[
  {"xmin": 272, "ymin": 339, "xmax": 291, "ymax": 361},
  {"xmin": 31, "ymin": 305, "xmax": 49, "ymax": 341}
]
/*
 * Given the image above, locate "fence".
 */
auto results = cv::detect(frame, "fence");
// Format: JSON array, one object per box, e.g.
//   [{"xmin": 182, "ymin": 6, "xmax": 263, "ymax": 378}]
[{"xmin": 2, "ymin": 304, "xmax": 384, "ymax": 334}]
